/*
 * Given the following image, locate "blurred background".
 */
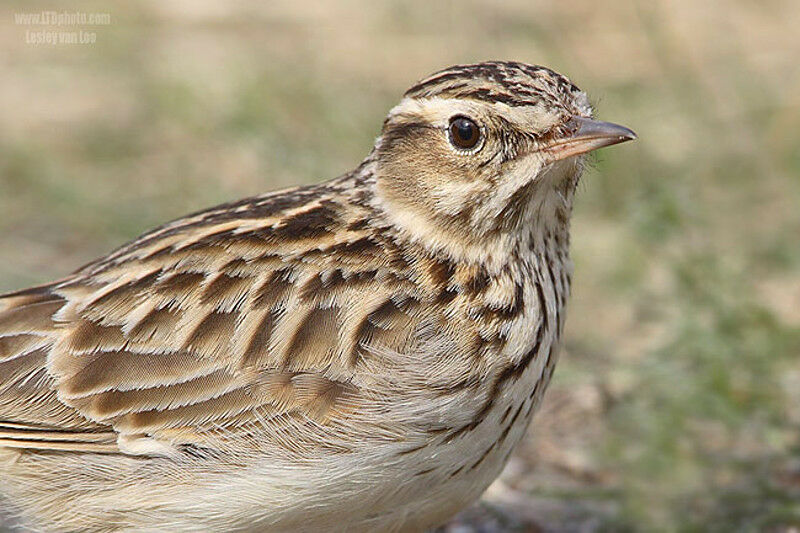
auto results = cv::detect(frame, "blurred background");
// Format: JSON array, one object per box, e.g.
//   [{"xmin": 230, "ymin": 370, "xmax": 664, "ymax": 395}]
[{"xmin": 1, "ymin": 1, "xmax": 799, "ymax": 530}]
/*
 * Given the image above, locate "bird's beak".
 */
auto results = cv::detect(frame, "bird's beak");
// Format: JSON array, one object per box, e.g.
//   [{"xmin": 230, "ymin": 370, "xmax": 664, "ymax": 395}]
[{"xmin": 543, "ymin": 116, "xmax": 636, "ymax": 162}]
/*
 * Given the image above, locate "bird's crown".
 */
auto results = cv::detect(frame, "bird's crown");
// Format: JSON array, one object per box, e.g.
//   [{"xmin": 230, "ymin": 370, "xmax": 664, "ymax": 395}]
[{"xmin": 404, "ymin": 61, "xmax": 592, "ymax": 117}]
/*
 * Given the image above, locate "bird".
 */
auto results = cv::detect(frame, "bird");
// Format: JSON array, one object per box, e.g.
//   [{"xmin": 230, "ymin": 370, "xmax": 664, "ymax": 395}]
[{"xmin": 0, "ymin": 61, "xmax": 635, "ymax": 532}]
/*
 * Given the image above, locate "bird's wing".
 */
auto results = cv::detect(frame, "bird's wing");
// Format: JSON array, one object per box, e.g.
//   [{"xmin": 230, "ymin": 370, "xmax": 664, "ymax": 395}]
[
  {"xmin": 0, "ymin": 285, "xmax": 122, "ymax": 452},
  {"xmin": 0, "ymin": 187, "xmax": 437, "ymax": 456}
]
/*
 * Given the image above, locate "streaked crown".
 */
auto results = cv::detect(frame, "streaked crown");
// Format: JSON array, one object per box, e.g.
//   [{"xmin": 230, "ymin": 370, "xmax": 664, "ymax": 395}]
[{"xmin": 404, "ymin": 61, "xmax": 592, "ymax": 117}]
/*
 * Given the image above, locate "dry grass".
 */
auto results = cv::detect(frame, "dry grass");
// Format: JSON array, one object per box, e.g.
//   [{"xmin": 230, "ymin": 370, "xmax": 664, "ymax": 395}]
[{"xmin": 1, "ymin": 1, "xmax": 799, "ymax": 530}]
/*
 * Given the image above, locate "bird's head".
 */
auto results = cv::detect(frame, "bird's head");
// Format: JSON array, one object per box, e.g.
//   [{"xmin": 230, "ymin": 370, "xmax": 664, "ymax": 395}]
[{"xmin": 372, "ymin": 61, "xmax": 635, "ymax": 262}]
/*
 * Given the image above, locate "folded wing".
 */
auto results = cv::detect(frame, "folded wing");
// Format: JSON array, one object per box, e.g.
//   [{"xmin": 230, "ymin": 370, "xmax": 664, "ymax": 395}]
[{"xmin": 0, "ymin": 190, "xmax": 427, "ymax": 456}]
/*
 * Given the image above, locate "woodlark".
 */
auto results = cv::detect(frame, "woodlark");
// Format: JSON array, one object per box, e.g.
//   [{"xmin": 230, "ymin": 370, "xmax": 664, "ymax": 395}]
[{"xmin": 0, "ymin": 61, "xmax": 635, "ymax": 532}]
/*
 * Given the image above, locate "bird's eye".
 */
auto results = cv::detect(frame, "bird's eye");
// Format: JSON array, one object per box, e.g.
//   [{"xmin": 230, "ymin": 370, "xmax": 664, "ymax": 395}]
[{"xmin": 448, "ymin": 116, "xmax": 482, "ymax": 151}]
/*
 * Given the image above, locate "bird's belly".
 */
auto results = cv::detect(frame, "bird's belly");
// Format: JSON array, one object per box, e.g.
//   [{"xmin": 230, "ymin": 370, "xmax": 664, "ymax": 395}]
[{"xmin": 384, "ymin": 339, "xmax": 562, "ymax": 531}]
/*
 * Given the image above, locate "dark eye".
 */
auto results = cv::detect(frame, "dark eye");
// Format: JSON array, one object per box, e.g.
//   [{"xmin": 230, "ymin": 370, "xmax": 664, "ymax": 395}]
[{"xmin": 448, "ymin": 116, "xmax": 482, "ymax": 151}]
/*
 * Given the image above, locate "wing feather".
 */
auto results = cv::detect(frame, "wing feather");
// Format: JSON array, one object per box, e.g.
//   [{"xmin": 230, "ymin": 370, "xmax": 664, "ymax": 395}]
[{"xmin": 0, "ymin": 189, "xmax": 435, "ymax": 456}]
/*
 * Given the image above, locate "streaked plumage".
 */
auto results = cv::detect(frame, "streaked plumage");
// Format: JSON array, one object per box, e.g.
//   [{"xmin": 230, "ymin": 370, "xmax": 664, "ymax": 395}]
[{"xmin": 0, "ymin": 61, "xmax": 634, "ymax": 532}]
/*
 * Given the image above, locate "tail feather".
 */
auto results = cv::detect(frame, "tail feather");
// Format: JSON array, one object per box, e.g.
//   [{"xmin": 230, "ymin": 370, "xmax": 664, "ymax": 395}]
[{"xmin": 0, "ymin": 421, "xmax": 119, "ymax": 453}]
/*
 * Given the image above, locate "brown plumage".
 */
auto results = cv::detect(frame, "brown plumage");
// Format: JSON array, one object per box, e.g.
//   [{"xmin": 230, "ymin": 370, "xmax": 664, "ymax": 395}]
[{"xmin": 0, "ymin": 61, "xmax": 635, "ymax": 532}]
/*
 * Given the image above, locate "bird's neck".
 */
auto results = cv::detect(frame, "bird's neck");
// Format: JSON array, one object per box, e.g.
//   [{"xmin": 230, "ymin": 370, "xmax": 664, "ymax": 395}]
[{"xmin": 365, "ymin": 160, "xmax": 579, "ymax": 275}]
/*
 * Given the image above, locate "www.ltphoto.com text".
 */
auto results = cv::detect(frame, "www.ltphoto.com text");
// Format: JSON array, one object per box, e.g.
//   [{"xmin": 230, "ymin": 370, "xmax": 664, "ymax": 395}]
[{"xmin": 15, "ymin": 11, "xmax": 110, "ymax": 45}]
